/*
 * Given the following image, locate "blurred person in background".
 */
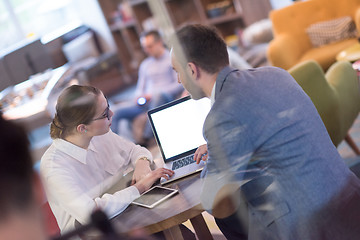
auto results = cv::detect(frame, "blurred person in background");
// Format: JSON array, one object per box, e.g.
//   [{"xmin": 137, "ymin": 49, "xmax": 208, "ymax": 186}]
[{"xmin": 111, "ymin": 30, "xmax": 183, "ymax": 143}]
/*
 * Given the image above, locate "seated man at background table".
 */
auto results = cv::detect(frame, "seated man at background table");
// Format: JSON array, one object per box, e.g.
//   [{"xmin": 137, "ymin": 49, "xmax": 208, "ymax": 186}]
[
  {"xmin": 111, "ymin": 30, "xmax": 183, "ymax": 143},
  {"xmin": 170, "ymin": 23, "xmax": 360, "ymax": 239}
]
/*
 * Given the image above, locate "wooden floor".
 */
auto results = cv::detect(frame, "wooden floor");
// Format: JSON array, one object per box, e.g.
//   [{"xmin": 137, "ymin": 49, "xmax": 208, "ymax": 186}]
[{"xmin": 183, "ymin": 212, "xmax": 226, "ymax": 240}]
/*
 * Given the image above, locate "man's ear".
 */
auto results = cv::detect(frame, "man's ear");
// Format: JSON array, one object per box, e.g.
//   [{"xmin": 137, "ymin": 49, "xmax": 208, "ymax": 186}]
[{"xmin": 187, "ymin": 62, "xmax": 200, "ymax": 80}]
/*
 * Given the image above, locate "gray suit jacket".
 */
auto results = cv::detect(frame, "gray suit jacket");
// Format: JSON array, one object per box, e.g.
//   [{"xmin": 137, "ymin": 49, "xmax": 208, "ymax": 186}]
[{"xmin": 201, "ymin": 66, "xmax": 360, "ymax": 239}]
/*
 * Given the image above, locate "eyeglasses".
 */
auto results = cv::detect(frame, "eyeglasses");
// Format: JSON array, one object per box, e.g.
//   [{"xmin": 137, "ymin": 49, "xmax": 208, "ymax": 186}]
[{"xmin": 92, "ymin": 102, "xmax": 110, "ymax": 121}]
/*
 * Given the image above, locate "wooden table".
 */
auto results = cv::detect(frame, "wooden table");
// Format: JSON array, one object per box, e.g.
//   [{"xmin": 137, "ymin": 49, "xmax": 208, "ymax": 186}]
[{"xmin": 110, "ymin": 172, "xmax": 213, "ymax": 240}]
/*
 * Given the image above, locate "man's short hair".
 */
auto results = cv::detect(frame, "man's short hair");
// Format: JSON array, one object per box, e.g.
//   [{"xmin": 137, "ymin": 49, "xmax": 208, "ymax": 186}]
[
  {"xmin": 0, "ymin": 114, "xmax": 34, "ymax": 220},
  {"xmin": 140, "ymin": 29, "xmax": 162, "ymax": 42},
  {"xmin": 173, "ymin": 24, "xmax": 229, "ymax": 74}
]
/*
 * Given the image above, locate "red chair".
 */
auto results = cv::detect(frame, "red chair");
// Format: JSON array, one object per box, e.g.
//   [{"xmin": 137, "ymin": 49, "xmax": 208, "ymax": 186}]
[{"xmin": 42, "ymin": 201, "xmax": 60, "ymax": 237}]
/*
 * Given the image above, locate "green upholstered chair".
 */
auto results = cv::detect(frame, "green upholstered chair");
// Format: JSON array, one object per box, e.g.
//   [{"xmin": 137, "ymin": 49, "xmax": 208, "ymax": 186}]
[{"xmin": 288, "ymin": 60, "xmax": 360, "ymax": 155}]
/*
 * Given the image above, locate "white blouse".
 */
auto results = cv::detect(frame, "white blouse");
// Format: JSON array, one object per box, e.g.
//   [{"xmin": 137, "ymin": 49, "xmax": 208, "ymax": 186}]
[{"xmin": 40, "ymin": 130, "xmax": 153, "ymax": 234}]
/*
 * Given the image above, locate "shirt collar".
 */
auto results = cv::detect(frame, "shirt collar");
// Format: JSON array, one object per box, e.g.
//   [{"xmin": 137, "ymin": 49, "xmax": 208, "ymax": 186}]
[
  {"xmin": 53, "ymin": 138, "xmax": 98, "ymax": 164},
  {"xmin": 88, "ymin": 140, "xmax": 97, "ymax": 153},
  {"xmin": 210, "ymin": 82, "xmax": 216, "ymax": 106}
]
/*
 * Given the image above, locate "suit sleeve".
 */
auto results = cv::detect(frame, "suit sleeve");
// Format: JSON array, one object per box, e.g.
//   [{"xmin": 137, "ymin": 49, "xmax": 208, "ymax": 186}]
[{"xmin": 201, "ymin": 110, "xmax": 253, "ymax": 213}]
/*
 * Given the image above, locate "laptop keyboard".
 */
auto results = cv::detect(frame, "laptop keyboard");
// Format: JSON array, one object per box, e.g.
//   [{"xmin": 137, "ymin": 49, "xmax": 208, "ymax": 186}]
[{"xmin": 172, "ymin": 154, "xmax": 195, "ymax": 170}]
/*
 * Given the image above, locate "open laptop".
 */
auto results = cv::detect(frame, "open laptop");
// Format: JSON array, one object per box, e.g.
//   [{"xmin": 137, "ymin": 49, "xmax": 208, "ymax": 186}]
[{"xmin": 148, "ymin": 95, "xmax": 211, "ymax": 184}]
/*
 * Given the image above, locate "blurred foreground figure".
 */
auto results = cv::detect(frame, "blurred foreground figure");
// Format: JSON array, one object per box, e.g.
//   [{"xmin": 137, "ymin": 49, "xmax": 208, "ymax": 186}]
[{"xmin": 0, "ymin": 114, "xmax": 47, "ymax": 240}]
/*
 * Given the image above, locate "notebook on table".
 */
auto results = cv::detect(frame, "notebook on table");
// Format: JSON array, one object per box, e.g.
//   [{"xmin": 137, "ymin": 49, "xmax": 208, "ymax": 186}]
[{"xmin": 148, "ymin": 95, "xmax": 211, "ymax": 184}]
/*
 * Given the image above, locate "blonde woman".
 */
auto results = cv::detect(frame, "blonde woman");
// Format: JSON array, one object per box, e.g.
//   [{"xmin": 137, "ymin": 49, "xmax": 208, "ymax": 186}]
[{"xmin": 40, "ymin": 85, "xmax": 174, "ymax": 234}]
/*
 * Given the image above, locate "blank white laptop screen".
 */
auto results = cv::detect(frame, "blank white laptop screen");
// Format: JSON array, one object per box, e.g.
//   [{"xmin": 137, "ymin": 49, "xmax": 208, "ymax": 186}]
[{"xmin": 149, "ymin": 96, "xmax": 211, "ymax": 161}]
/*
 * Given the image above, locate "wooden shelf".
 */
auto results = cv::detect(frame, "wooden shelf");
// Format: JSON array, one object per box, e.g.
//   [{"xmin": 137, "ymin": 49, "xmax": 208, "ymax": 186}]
[
  {"xmin": 110, "ymin": 19, "xmax": 137, "ymax": 31},
  {"xmin": 127, "ymin": 0, "xmax": 147, "ymax": 6},
  {"xmin": 206, "ymin": 12, "xmax": 243, "ymax": 25}
]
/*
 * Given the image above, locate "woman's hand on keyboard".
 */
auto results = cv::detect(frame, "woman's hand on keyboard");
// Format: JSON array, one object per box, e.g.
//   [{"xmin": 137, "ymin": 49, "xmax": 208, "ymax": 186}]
[
  {"xmin": 133, "ymin": 168, "xmax": 174, "ymax": 194},
  {"xmin": 194, "ymin": 144, "xmax": 208, "ymax": 164}
]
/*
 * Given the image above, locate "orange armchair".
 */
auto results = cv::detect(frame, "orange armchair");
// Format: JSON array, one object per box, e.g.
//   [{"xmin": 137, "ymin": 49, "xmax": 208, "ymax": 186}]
[{"xmin": 267, "ymin": 0, "xmax": 360, "ymax": 71}]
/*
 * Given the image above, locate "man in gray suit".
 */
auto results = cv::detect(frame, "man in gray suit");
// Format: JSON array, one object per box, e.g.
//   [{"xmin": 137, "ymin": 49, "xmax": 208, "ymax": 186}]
[{"xmin": 170, "ymin": 24, "xmax": 360, "ymax": 239}]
